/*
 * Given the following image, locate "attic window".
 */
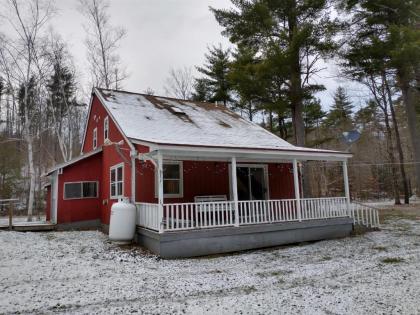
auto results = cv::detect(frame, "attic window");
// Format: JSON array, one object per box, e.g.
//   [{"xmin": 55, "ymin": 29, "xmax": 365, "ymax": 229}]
[
  {"xmin": 104, "ymin": 116, "xmax": 109, "ymax": 141},
  {"xmin": 93, "ymin": 128, "xmax": 98, "ymax": 149}
]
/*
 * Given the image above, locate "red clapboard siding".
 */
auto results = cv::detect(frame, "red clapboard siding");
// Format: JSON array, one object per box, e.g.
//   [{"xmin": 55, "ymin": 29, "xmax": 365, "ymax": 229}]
[{"xmin": 56, "ymin": 152, "xmax": 102, "ymax": 224}]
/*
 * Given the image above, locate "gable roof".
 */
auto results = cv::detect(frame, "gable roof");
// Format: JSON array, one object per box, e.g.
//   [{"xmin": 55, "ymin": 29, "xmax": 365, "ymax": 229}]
[
  {"xmin": 93, "ymin": 88, "xmax": 350, "ymax": 159},
  {"xmin": 95, "ymin": 88, "xmax": 287, "ymax": 149}
]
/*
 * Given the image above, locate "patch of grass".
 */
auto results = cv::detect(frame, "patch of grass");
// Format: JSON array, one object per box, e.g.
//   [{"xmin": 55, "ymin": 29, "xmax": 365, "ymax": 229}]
[
  {"xmin": 321, "ymin": 256, "xmax": 332, "ymax": 261},
  {"xmin": 256, "ymin": 270, "xmax": 288, "ymax": 278},
  {"xmin": 381, "ymin": 257, "xmax": 405, "ymax": 264},
  {"xmin": 209, "ymin": 269, "xmax": 223, "ymax": 274},
  {"xmin": 44, "ymin": 234, "xmax": 56, "ymax": 241},
  {"xmin": 243, "ymin": 285, "xmax": 257, "ymax": 294},
  {"xmin": 372, "ymin": 246, "xmax": 387, "ymax": 252}
]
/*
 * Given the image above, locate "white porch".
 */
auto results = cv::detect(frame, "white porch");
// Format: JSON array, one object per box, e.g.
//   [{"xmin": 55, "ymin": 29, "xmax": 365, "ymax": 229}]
[{"xmin": 134, "ymin": 144, "xmax": 380, "ymax": 233}]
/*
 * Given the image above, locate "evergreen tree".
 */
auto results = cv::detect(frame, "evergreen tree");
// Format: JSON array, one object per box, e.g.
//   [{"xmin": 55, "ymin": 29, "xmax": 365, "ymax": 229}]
[
  {"xmin": 228, "ymin": 46, "xmax": 265, "ymax": 121},
  {"xmin": 191, "ymin": 78, "xmax": 211, "ymax": 102},
  {"xmin": 195, "ymin": 45, "xmax": 232, "ymax": 106},
  {"xmin": 303, "ymin": 97, "xmax": 326, "ymax": 132},
  {"xmin": 324, "ymin": 87, "xmax": 354, "ymax": 130},
  {"xmin": 212, "ymin": 0, "xmax": 338, "ymax": 146},
  {"xmin": 47, "ymin": 61, "xmax": 77, "ymax": 122}
]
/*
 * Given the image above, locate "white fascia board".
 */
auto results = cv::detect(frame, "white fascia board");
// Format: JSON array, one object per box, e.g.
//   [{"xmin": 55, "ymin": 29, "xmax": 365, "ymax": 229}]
[
  {"xmin": 147, "ymin": 145, "xmax": 351, "ymax": 162},
  {"xmin": 80, "ymin": 92, "xmax": 94, "ymax": 154}
]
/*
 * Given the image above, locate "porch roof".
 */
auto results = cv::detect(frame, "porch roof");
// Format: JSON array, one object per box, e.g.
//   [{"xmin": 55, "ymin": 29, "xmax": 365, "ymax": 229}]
[{"xmin": 139, "ymin": 142, "xmax": 351, "ymax": 162}]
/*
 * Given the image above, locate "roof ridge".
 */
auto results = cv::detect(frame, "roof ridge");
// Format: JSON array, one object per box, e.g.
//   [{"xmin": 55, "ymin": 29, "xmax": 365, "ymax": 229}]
[{"xmin": 95, "ymin": 87, "xmax": 218, "ymax": 108}]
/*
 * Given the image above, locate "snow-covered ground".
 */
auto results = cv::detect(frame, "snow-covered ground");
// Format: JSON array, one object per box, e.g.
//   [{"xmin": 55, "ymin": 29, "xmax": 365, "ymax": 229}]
[{"xmin": 1, "ymin": 215, "xmax": 420, "ymax": 314}]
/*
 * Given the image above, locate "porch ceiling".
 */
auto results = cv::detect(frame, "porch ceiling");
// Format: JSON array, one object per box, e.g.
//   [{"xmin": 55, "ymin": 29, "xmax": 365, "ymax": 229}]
[{"xmin": 140, "ymin": 144, "xmax": 351, "ymax": 162}]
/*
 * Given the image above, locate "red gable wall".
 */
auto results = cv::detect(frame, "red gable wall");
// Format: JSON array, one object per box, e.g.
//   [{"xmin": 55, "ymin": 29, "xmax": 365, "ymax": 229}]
[
  {"xmin": 54, "ymin": 94, "xmax": 134, "ymax": 225},
  {"xmin": 82, "ymin": 94, "xmax": 128, "ymax": 153}
]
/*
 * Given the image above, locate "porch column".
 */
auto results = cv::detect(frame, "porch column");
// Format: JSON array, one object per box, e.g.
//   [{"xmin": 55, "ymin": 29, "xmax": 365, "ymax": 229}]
[
  {"xmin": 292, "ymin": 159, "xmax": 302, "ymax": 222},
  {"xmin": 231, "ymin": 156, "xmax": 239, "ymax": 227},
  {"xmin": 157, "ymin": 152, "xmax": 164, "ymax": 233},
  {"xmin": 342, "ymin": 160, "xmax": 351, "ymax": 215}
]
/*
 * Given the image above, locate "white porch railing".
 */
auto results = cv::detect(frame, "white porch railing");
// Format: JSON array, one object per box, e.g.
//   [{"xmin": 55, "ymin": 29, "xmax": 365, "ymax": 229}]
[
  {"xmin": 135, "ymin": 197, "xmax": 382, "ymax": 232},
  {"xmin": 136, "ymin": 202, "xmax": 160, "ymax": 231},
  {"xmin": 163, "ymin": 201, "xmax": 236, "ymax": 230}
]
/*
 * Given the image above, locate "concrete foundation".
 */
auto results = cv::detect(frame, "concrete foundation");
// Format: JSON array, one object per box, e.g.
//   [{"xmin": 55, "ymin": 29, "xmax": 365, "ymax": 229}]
[{"xmin": 136, "ymin": 218, "xmax": 353, "ymax": 258}]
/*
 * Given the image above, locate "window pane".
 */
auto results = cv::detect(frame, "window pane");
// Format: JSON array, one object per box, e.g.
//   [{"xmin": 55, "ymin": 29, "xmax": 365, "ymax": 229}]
[
  {"xmin": 163, "ymin": 180, "xmax": 179, "ymax": 194},
  {"xmin": 65, "ymin": 183, "xmax": 82, "ymax": 199},
  {"xmin": 117, "ymin": 182, "xmax": 123, "ymax": 196},
  {"xmin": 111, "ymin": 169, "xmax": 115, "ymax": 182},
  {"xmin": 111, "ymin": 183, "xmax": 116, "ymax": 196},
  {"xmin": 117, "ymin": 167, "xmax": 123, "ymax": 181},
  {"xmin": 83, "ymin": 182, "xmax": 97, "ymax": 198},
  {"xmin": 163, "ymin": 164, "xmax": 180, "ymax": 179}
]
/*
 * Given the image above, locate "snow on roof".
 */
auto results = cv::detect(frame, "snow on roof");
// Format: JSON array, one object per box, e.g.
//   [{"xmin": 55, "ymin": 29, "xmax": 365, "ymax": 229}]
[
  {"xmin": 96, "ymin": 88, "xmax": 297, "ymax": 149},
  {"xmin": 45, "ymin": 147, "xmax": 102, "ymax": 176}
]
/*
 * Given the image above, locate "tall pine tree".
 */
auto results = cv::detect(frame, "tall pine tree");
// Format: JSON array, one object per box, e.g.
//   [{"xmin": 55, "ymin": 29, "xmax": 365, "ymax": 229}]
[
  {"xmin": 324, "ymin": 87, "xmax": 354, "ymax": 131},
  {"xmin": 195, "ymin": 45, "xmax": 233, "ymax": 106}
]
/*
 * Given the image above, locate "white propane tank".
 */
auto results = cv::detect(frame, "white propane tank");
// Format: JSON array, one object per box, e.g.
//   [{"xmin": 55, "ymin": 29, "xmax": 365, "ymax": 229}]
[{"xmin": 109, "ymin": 197, "xmax": 136, "ymax": 243}]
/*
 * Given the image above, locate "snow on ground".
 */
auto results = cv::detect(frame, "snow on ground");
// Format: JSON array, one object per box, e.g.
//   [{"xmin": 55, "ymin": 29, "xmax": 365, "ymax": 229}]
[{"xmin": 1, "ymin": 215, "xmax": 420, "ymax": 314}]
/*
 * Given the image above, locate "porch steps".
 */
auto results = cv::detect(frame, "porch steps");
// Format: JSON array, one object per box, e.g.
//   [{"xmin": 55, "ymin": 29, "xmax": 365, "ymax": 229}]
[{"xmin": 350, "ymin": 202, "xmax": 380, "ymax": 229}]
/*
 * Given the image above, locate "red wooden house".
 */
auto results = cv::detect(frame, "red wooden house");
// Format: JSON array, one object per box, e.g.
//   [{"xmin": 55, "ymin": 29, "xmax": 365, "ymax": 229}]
[{"xmin": 45, "ymin": 88, "xmax": 378, "ymax": 258}]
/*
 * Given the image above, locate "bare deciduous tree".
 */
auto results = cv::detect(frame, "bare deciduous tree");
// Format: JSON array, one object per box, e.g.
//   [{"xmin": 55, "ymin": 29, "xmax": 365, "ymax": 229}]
[
  {"xmin": 164, "ymin": 66, "xmax": 194, "ymax": 100},
  {"xmin": 79, "ymin": 0, "xmax": 128, "ymax": 90},
  {"xmin": 0, "ymin": 0, "xmax": 54, "ymax": 220}
]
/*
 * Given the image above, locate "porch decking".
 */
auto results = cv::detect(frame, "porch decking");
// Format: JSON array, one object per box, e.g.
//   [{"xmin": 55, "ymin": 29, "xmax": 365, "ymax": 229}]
[{"xmin": 136, "ymin": 197, "xmax": 380, "ymax": 232}]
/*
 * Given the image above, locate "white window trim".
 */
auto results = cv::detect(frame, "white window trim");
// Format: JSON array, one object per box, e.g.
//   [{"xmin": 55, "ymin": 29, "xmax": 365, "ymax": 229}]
[
  {"xmin": 104, "ymin": 116, "xmax": 109, "ymax": 141},
  {"xmin": 93, "ymin": 127, "xmax": 98, "ymax": 149},
  {"xmin": 63, "ymin": 181, "xmax": 99, "ymax": 200},
  {"xmin": 228, "ymin": 163, "xmax": 270, "ymax": 201},
  {"xmin": 110, "ymin": 162, "xmax": 124, "ymax": 200},
  {"xmin": 155, "ymin": 160, "xmax": 184, "ymax": 198}
]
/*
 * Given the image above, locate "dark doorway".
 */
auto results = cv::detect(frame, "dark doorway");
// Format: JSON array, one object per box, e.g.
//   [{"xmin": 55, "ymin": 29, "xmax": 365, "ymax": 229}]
[{"xmin": 236, "ymin": 166, "xmax": 267, "ymax": 201}]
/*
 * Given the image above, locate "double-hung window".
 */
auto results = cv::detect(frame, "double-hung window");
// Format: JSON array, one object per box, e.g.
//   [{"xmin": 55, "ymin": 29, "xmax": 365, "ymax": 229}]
[
  {"xmin": 104, "ymin": 116, "xmax": 109, "ymax": 141},
  {"xmin": 156, "ymin": 161, "xmax": 183, "ymax": 198},
  {"xmin": 93, "ymin": 127, "xmax": 98, "ymax": 149},
  {"xmin": 64, "ymin": 182, "xmax": 98, "ymax": 199},
  {"xmin": 110, "ymin": 163, "xmax": 124, "ymax": 199}
]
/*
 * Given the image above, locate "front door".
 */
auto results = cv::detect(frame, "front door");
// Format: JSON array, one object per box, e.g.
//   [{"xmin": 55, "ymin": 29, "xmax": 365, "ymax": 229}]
[{"xmin": 236, "ymin": 166, "xmax": 268, "ymax": 201}]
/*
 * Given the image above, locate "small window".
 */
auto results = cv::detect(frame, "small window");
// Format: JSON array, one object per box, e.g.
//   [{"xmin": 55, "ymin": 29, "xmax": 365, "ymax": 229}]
[
  {"xmin": 110, "ymin": 163, "xmax": 124, "ymax": 199},
  {"xmin": 104, "ymin": 116, "xmax": 109, "ymax": 141},
  {"xmin": 93, "ymin": 127, "xmax": 97, "ymax": 149},
  {"xmin": 156, "ymin": 161, "xmax": 183, "ymax": 198},
  {"xmin": 64, "ymin": 182, "xmax": 98, "ymax": 199}
]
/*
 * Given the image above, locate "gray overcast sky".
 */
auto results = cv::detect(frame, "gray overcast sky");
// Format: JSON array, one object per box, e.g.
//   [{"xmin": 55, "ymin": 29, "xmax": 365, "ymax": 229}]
[{"xmin": 13, "ymin": 0, "xmax": 369, "ymax": 110}]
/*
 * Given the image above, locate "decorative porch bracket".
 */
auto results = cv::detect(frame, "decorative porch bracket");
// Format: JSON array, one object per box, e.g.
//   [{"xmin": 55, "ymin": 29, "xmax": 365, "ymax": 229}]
[
  {"xmin": 292, "ymin": 159, "xmax": 302, "ymax": 222},
  {"xmin": 231, "ymin": 156, "xmax": 240, "ymax": 227}
]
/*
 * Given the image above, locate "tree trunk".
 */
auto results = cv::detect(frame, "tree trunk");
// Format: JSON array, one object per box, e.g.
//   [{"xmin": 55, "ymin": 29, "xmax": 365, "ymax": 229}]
[
  {"xmin": 288, "ymin": 1, "xmax": 309, "ymax": 197},
  {"xmin": 384, "ymin": 77, "xmax": 410, "ymax": 203},
  {"xmin": 25, "ymin": 118, "xmax": 35, "ymax": 222},
  {"xmin": 383, "ymin": 112, "xmax": 401, "ymax": 205},
  {"xmin": 399, "ymin": 76, "xmax": 420, "ymax": 196}
]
